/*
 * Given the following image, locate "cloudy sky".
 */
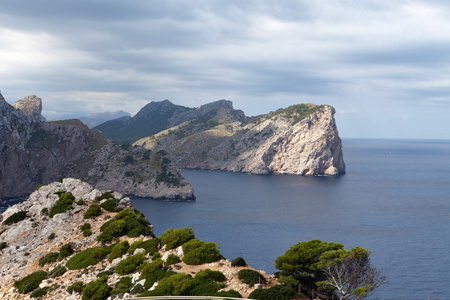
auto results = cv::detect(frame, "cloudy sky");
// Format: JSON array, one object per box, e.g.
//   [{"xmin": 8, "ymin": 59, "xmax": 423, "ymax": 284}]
[{"xmin": 1, "ymin": 0, "xmax": 450, "ymax": 139}]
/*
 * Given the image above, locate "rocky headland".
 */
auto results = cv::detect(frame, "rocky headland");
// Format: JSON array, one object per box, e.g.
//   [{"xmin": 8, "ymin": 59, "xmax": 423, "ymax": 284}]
[
  {"xmin": 134, "ymin": 101, "xmax": 345, "ymax": 176},
  {"xmin": 0, "ymin": 93, "xmax": 195, "ymax": 203},
  {"xmin": 0, "ymin": 179, "xmax": 277, "ymax": 299}
]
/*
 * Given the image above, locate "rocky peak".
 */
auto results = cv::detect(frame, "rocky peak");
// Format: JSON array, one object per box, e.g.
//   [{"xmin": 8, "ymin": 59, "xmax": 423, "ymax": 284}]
[
  {"xmin": 134, "ymin": 100, "xmax": 190, "ymax": 120},
  {"xmin": 12, "ymin": 94, "xmax": 46, "ymax": 122}
]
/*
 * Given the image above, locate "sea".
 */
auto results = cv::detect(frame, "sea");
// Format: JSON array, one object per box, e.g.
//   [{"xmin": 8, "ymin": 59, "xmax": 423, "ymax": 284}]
[{"xmin": 131, "ymin": 139, "xmax": 450, "ymax": 299}]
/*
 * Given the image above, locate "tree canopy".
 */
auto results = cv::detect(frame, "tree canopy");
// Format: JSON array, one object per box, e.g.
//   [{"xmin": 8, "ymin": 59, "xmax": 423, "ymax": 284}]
[{"xmin": 275, "ymin": 240, "xmax": 385, "ymax": 299}]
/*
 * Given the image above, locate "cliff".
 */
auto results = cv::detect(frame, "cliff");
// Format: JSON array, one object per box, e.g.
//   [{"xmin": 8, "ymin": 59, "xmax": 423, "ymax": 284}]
[
  {"xmin": 135, "ymin": 103, "xmax": 345, "ymax": 176},
  {"xmin": 0, "ymin": 179, "xmax": 277, "ymax": 299},
  {"xmin": 0, "ymin": 93, "xmax": 195, "ymax": 201}
]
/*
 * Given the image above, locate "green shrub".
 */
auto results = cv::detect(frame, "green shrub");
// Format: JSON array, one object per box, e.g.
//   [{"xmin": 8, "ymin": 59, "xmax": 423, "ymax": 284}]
[
  {"xmin": 0, "ymin": 241, "xmax": 7, "ymax": 251},
  {"xmin": 59, "ymin": 243, "xmax": 74, "ymax": 259},
  {"xmin": 30, "ymin": 287, "xmax": 47, "ymax": 298},
  {"xmin": 80, "ymin": 222, "xmax": 91, "ymax": 231},
  {"xmin": 67, "ymin": 281, "xmax": 84, "ymax": 294},
  {"xmin": 3, "ymin": 211, "xmax": 28, "ymax": 225},
  {"xmin": 97, "ymin": 208, "xmax": 153, "ymax": 243},
  {"xmin": 215, "ymin": 289, "xmax": 242, "ymax": 298},
  {"xmin": 48, "ymin": 232, "xmax": 56, "ymax": 240},
  {"xmin": 195, "ymin": 269, "xmax": 226, "ymax": 282},
  {"xmin": 115, "ymin": 276, "xmax": 132, "ymax": 292},
  {"xmin": 128, "ymin": 239, "xmax": 143, "ymax": 254},
  {"xmin": 14, "ymin": 270, "xmax": 47, "ymax": 293},
  {"xmin": 248, "ymin": 284, "xmax": 304, "ymax": 300},
  {"xmin": 83, "ymin": 203, "xmax": 102, "ymax": 219},
  {"xmin": 49, "ymin": 265, "xmax": 67, "ymax": 278},
  {"xmin": 165, "ymin": 253, "xmax": 181, "ymax": 265},
  {"xmin": 76, "ymin": 199, "xmax": 85, "ymax": 205},
  {"xmin": 139, "ymin": 238, "xmax": 159, "ymax": 255},
  {"xmin": 36, "ymin": 184, "xmax": 43, "ymax": 190},
  {"xmin": 100, "ymin": 199, "xmax": 119, "ymax": 212},
  {"xmin": 96, "ymin": 270, "xmax": 114, "ymax": 278},
  {"xmin": 83, "ymin": 229, "xmax": 92, "ymax": 237},
  {"xmin": 160, "ymin": 227, "xmax": 194, "ymax": 250},
  {"xmin": 40, "ymin": 207, "xmax": 48, "ymax": 215},
  {"xmin": 108, "ymin": 240, "xmax": 130, "ymax": 262},
  {"xmin": 152, "ymin": 252, "xmax": 162, "ymax": 260},
  {"xmin": 39, "ymin": 252, "xmax": 59, "ymax": 267},
  {"xmin": 130, "ymin": 283, "xmax": 145, "ymax": 294},
  {"xmin": 139, "ymin": 259, "xmax": 167, "ymax": 289},
  {"xmin": 95, "ymin": 191, "xmax": 115, "ymax": 202},
  {"xmin": 49, "ymin": 192, "xmax": 75, "ymax": 217},
  {"xmin": 115, "ymin": 252, "xmax": 146, "ymax": 275},
  {"xmin": 82, "ymin": 277, "xmax": 111, "ymax": 300},
  {"xmin": 97, "ymin": 219, "xmax": 126, "ymax": 243},
  {"xmin": 140, "ymin": 273, "xmax": 192, "ymax": 296},
  {"xmin": 182, "ymin": 239, "xmax": 222, "ymax": 265},
  {"xmin": 231, "ymin": 257, "xmax": 247, "ymax": 267},
  {"xmin": 66, "ymin": 246, "xmax": 112, "ymax": 270},
  {"xmin": 238, "ymin": 269, "xmax": 266, "ymax": 287}
]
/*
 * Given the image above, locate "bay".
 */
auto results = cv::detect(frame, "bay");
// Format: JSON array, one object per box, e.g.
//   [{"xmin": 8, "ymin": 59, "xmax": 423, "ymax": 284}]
[{"xmin": 131, "ymin": 138, "xmax": 450, "ymax": 299}]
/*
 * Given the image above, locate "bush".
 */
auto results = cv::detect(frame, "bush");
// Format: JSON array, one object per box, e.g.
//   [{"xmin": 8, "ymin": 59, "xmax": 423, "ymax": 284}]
[
  {"xmin": 80, "ymin": 222, "xmax": 91, "ymax": 231},
  {"xmin": 115, "ymin": 252, "xmax": 146, "ymax": 275},
  {"xmin": 97, "ymin": 208, "xmax": 153, "ymax": 243},
  {"xmin": 59, "ymin": 243, "xmax": 74, "ymax": 259},
  {"xmin": 66, "ymin": 246, "xmax": 112, "ymax": 270},
  {"xmin": 96, "ymin": 270, "xmax": 114, "ymax": 278},
  {"xmin": 115, "ymin": 276, "xmax": 132, "ymax": 292},
  {"xmin": 100, "ymin": 199, "xmax": 119, "ymax": 212},
  {"xmin": 76, "ymin": 199, "xmax": 85, "ymax": 205},
  {"xmin": 83, "ymin": 203, "xmax": 102, "ymax": 219},
  {"xmin": 130, "ymin": 283, "xmax": 145, "ymax": 294},
  {"xmin": 3, "ymin": 211, "xmax": 28, "ymax": 225},
  {"xmin": 0, "ymin": 241, "xmax": 7, "ymax": 251},
  {"xmin": 14, "ymin": 270, "xmax": 47, "ymax": 293},
  {"xmin": 95, "ymin": 191, "xmax": 115, "ymax": 202},
  {"xmin": 128, "ymin": 239, "xmax": 143, "ymax": 254},
  {"xmin": 30, "ymin": 287, "xmax": 47, "ymax": 298},
  {"xmin": 195, "ymin": 269, "xmax": 226, "ymax": 282},
  {"xmin": 238, "ymin": 269, "xmax": 266, "ymax": 287},
  {"xmin": 83, "ymin": 229, "xmax": 92, "ymax": 237},
  {"xmin": 139, "ymin": 238, "xmax": 159, "ymax": 255},
  {"xmin": 41, "ymin": 207, "xmax": 48, "ymax": 215},
  {"xmin": 49, "ymin": 192, "xmax": 75, "ymax": 217},
  {"xmin": 67, "ymin": 281, "xmax": 84, "ymax": 294},
  {"xmin": 248, "ymin": 284, "xmax": 304, "ymax": 300},
  {"xmin": 215, "ymin": 289, "xmax": 242, "ymax": 298},
  {"xmin": 182, "ymin": 239, "xmax": 222, "ymax": 265},
  {"xmin": 82, "ymin": 277, "xmax": 111, "ymax": 300},
  {"xmin": 152, "ymin": 252, "xmax": 162, "ymax": 260},
  {"xmin": 108, "ymin": 240, "xmax": 130, "ymax": 262},
  {"xmin": 49, "ymin": 265, "xmax": 66, "ymax": 278},
  {"xmin": 139, "ymin": 259, "xmax": 167, "ymax": 289},
  {"xmin": 165, "ymin": 253, "xmax": 181, "ymax": 265},
  {"xmin": 39, "ymin": 252, "xmax": 59, "ymax": 267},
  {"xmin": 231, "ymin": 257, "xmax": 247, "ymax": 267},
  {"xmin": 160, "ymin": 227, "xmax": 194, "ymax": 250}
]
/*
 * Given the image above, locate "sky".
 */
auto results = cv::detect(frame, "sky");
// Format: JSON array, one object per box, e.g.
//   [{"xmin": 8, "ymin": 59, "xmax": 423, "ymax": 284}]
[{"xmin": 1, "ymin": 0, "xmax": 450, "ymax": 139}]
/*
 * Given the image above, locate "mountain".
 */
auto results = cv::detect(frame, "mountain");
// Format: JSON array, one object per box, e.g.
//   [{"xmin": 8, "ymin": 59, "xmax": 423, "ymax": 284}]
[
  {"xmin": 0, "ymin": 93, "xmax": 195, "ymax": 202},
  {"xmin": 0, "ymin": 179, "xmax": 277, "ymax": 299},
  {"xmin": 94, "ymin": 100, "xmax": 193, "ymax": 144},
  {"xmin": 134, "ymin": 102, "xmax": 346, "ymax": 176}
]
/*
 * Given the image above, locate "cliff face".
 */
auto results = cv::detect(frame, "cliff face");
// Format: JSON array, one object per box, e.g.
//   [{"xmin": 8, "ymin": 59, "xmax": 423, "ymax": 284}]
[
  {"xmin": 135, "ymin": 103, "xmax": 345, "ymax": 176},
  {"xmin": 0, "ymin": 179, "xmax": 276, "ymax": 299},
  {"xmin": 0, "ymin": 93, "xmax": 195, "ymax": 201}
]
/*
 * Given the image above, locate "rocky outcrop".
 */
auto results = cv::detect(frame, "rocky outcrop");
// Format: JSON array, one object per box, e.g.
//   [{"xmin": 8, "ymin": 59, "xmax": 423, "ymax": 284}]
[
  {"xmin": 0, "ymin": 180, "xmax": 276, "ymax": 299},
  {"xmin": 135, "ymin": 104, "xmax": 346, "ymax": 176},
  {"xmin": 0, "ymin": 93, "xmax": 195, "ymax": 201},
  {"xmin": 12, "ymin": 94, "xmax": 46, "ymax": 122}
]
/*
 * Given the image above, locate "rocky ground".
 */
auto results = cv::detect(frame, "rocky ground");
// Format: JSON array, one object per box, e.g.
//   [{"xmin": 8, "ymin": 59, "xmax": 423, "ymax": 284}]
[{"xmin": 0, "ymin": 178, "xmax": 277, "ymax": 299}]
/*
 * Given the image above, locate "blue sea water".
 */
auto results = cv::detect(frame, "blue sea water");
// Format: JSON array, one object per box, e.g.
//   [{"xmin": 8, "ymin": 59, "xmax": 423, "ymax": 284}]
[{"xmin": 132, "ymin": 139, "xmax": 449, "ymax": 299}]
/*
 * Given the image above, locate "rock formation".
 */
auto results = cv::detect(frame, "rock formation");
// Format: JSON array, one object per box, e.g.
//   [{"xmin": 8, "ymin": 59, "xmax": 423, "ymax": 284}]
[
  {"xmin": 135, "ymin": 102, "xmax": 346, "ymax": 176},
  {"xmin": 12, "ymin": 94, "xmax": 46, "ymax": 122},
  {"xmin": 0, "ymin": 93, "xmax": 195, "ymax": 202},
  {"xmin": 0, "ymin": 179, "xmax": 276, "ymax": 299}
]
